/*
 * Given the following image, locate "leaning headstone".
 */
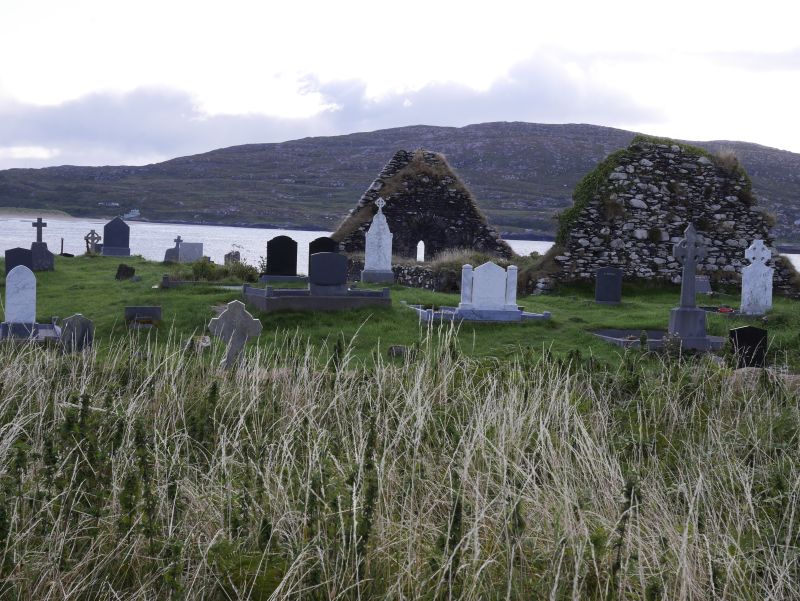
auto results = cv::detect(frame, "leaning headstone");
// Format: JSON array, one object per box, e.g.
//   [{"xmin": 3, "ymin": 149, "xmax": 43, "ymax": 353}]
[
  {"xmin": 309, "ymin": 252, "xmax": 348, "ymax": 295},
  {"xmin": 3, "ymin": 265, "xmax": 37, "ymax": 337},
  {"xmin": 116, "ymin": 264, "xmax": 136, "ymax": 280},
  {"xmin": 362, "ymin": 198, "xmax": 394, "ymax": 284},
  {"xmin": 668, "ymin": 224, "xmax": 714, "ymax": 350},
  {"xmin": 729, "ymin": 325, "xmax": 767, "ymax": 368},
  {"xmin": 595, "ymin": 267, "xmax": 623, "ymax": 304},
  {"xmin": 101, "ymin": 217, "xmax": 131, "ymax": 256},
  {"xmin": 61, "ymin": 314, "xmax": 94, "ymax": 352},
  {"xmin": 740, "ymin": 239, "xmax": 773, "ymax": 315},
  {"xmin": 224, "ymin": 250, "xmax": 241, "ymax": 265},
  {"xmin": 4, "ymin": 247, "xmax": 33, "ymax": 276},
  {"xmin": 208, "ymin": 300, "xmax": 262, "ymax": 369},
  {"xmin": 265, "ymin": 235, "xmax": 298, "ymax": 276},
  {"xmin": 178, "ymin": 242, "xmax": 204, "ymax": 263}
]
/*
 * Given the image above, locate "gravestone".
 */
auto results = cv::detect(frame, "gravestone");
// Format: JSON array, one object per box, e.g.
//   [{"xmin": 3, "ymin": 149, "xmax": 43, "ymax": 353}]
[
  {"xmin": 208, "ymin": 300, "xmax": 262, "ymax": 369},
  {"xmin": 740, "ymin": 239, "xmax": 773, "ymax": 315},
  {"xmin": 695, "ymin": 275, "xmax": 712, "ymax": 295},
  {"xmin": 61, "ymin": 314, "xmax": 94, "ymax": 352},
  {"xmin": 178, "ymin": 242, "xmax": 204, "ymax": 263},
  {"xmin": 668, "ymin": 224, "xmax": 713, "ymax": 350},
  {"xmin": 265, "ymin": 235, "xmax": 297, "ymax": 276},
  {"xmin": 116, "ymin": 264, "xmax": 136, "ymax": 280},
  {"xmin": 362, "ymin": 198, "xmax": 394, "ymax": 283},
  {"xmin": 4, "ymin": 247, "xmax": 33, "ymax": 275},
  {"xmin": 595, "ymin": 267, "xmax": 623, "ymax": 304},
  {"xmin": 101, "ymin": 217, "xmax": 131, "ymax": 256},
  {"xmin": 164, "ymin": 235, "xmax": 181, "ymax": 262},
  {"xmin": 84, "ymin": 229, "xmax": 101, "ymax": 253},
  {"xmin": 224, "ymin": 250, "xmax": 241, "ymax": 265},
  {"xmin": 124, "ymin": 306, "xmax": 162, "ymax": 329},
  {"xmin": 729, "ymin": 326, "xmax": 767, "ymax": 368},
  {"xmin": 31, "ymin": 242, "xmax": 55, "ymax": 271},
  {"xmin": 309, "ymin": 236, "xmax": 339, "ymax": 256},
  {"xmin": 4, "ymin": 265, "xmax": 36, "ymax": 337},
  {"xmin": 309, "ymin": 252, "xmax": 348, "ymax": 295}
]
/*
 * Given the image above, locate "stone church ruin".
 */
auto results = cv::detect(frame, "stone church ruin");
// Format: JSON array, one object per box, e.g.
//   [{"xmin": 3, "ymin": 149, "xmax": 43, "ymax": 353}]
[{"xmin": 332, "ymin": 149, "xmax": 513, "ymax": 259}]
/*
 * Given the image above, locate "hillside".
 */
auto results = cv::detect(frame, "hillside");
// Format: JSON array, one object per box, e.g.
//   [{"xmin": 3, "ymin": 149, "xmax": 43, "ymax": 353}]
[{"xmin": 1, "ymin": 122, "xmax": 798, "ymax": 241}]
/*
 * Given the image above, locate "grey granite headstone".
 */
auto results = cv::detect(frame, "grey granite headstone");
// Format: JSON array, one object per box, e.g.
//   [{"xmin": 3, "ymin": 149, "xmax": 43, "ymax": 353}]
[
  {"xmin": 31, "ymin": 242, "xmax": 55, "ymax": 271},
  {"xmin": 729, "ymin": 325, "xmax": 767, "ymax": 368},
  {"xmin": 668, "ymin": 224, "xmax": 714, "ymax": 350},
  {"xmin": 61, "ymin": 314, "xmax": 94, "ymax": 352},
  {"xmin": 266, "ymin": 235, "xmax": 297, "ymax": 276},
  {"xmin": 695, "ymin": 275, "xmax": 712, "ymax": 295},
  {"xmin": 101, "ymin": 217, "xmax": 131, "ymax": 256},
  {"xmin": 208, "ymin": 300, "xmax": 262, "ymax": 368},
  {"xmin": 178, "ymin": 242, "xmax": 204, "ymax": 263},
  {"xmin": 309, "ymin": 252, "xmax": 348, "ymax": 295},
  {"xmin": 595, "ymin": 267, "xmax": 623, "ymax": 304},
  {"xmin": 4, "ymin": 247, "xmax": 33, "ymax": 275}
]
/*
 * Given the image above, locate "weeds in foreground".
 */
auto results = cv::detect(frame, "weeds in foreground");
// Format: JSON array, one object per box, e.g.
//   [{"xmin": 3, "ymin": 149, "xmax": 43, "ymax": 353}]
[{"xmin": 0, "ymin": 328, "xmax": 798, "ymax": 599}]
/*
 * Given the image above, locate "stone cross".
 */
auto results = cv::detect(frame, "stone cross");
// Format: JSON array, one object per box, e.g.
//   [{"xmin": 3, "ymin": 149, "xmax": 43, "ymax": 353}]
[
  {"xmin": 208, "ymin": 300, "xmax": 262, "ymax": 369},
  {"xmin": 375, "ymin": 197, "xmax": 386, "ymax": 210},
  {"xmin": 672, "ymin": 224, "xmax": 707, "ymax": 308},
  {"xmin": 174, "ymin": 235, "xmax": 183, "ymax": 246},
  {"xmin": 84, "ymin": 229, "xmax": 101, "ymax": 253},
  {"xmin": 32, "ymin": 218, "xmax": 47, "ymax": 243},
  {"xmin": 745, "ymin": 239, "xmax": 770, "ymax": 264}
]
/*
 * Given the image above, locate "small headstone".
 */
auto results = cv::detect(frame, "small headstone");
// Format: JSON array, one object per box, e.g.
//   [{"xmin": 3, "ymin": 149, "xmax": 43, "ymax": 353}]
[
  {"xmin": 265, "ymin": 235, "xmax": 297, "ymax": 276},
  {"xmin": 124, "ymin": 306, "xmax": 162, "ymax": 329},
  {"xmin": 695, "ymin": 275, "xmax": 713, "ymax": 295},
  {"xmin": 115, "ymin": 264, "xmax": 136, "ymax": 280},
  {"xmin": 101, "ymin": 217, "xmax": 131, "ymax": 256},
  {"xmin": 84, "ymin": 229, "xmax": 102, "ymax": 253},
  {"xmin": 740, "ymin": 239, "xmax": 773, "ymax": 315},
  {"xmin": 362, "ymin": 198, "xmax": 394, "ymax": 283},
  {"xmin": 208, "ymin": 300, "xmax": 262, "ymax": 368},
  {"xmin": 224, "ymin": 250, "xmax": 241, "ymax": 265},
  {"xmin": 4, "ymin": 265, "xmax": 36, "ymax": 325},
  {"xmin": 4, "ymin": 247, "xmax": 33, "ymax": 275},
  {"xmin": 61, "ymin": 314, "xmax": 94, "ymax": 352},
  {"xmin": 729, "ymin": 326, "xmax": 767, "ymax": 368},
  {"xmin": 178, "ymin": 242, "xmax": 204, "ymax": 263},
  {"xmin": 309, "ymin": 252, "xmax": 348, "ymax": 295},
  {"xmin": 595, "ymin": 267, "xmax": 623, "ymax": 304},
  {"xmin": 31, "ymin": 241, "xmax": 55, "ymax": 271}
]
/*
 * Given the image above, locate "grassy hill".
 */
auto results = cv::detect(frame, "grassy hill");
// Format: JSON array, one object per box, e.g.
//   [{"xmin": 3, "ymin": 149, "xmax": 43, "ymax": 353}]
[{"xmin": 1, "ymin": 122, "xmax": 799, "ymax": 241}]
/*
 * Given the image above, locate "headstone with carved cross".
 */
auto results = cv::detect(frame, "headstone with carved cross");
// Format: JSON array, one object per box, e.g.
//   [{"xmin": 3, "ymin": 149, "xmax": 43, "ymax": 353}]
[
  {"xmin": 84, "ymin": 230, "xmax": 102, "ymax": 254},
  {"xmin": 740, "ymin": 239, "xmax": 773, "ymax": 315},
  {"xmin": 30, "ymin": 218, "xmax": 54, "ymax": 272},
  {"xmin": 668, "ymin": 224, "xmax": 714, "ymax": 350},
  {"xmin": 362, "ymin": 197, "xmax": 394, "ymax": 283},
  {"xmin": 208, "ymin": 300, "xmax": 262, "ymax": 368}
]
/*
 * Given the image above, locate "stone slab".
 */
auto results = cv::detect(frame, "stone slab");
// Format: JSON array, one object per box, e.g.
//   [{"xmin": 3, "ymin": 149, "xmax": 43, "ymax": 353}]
[
  {"xmin": 361, "ymin": 269, "xmax": 395, "ymax": 284},
  {"xmin": 244, "ymin": 291, "xmax": 391, "ymax": 313},
  {"xmin": 102, "ymin": 246, "xmax": 131, "ymax": 257},
  {"xmin": 31, "ymin": 242, "xmax": 55, "ymax": 271},
  {"xmin": 124, "ymin": 306, "xmax": 162, "ymax": 324},
  {"xmin": 309, "ymin": 252, "xmax": 348, "ymax": 286},
  {"xmin": 595, "ymin": 267, "xmax": 623, "ymax": 304},
  {"xmin": 178, "ymin": 242, "xmax": 204, "ymax": 263}
]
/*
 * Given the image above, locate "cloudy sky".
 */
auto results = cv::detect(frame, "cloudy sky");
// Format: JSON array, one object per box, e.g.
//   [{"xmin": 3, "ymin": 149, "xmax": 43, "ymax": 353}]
[{"xmin": 1, "ymin": 0, "xmax": 799, "ymax": 169}]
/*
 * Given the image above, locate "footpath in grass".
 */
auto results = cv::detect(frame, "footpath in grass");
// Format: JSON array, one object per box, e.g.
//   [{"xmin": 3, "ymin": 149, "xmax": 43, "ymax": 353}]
[{"xmin": 2, "ymin": 254, "xmax": 799, "ymax": 367}]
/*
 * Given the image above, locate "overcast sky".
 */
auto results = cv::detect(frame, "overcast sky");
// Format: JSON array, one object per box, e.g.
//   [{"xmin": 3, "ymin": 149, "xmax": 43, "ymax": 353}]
[{"xmin": 1, "ymin": 0, "xmax": 799, "ymax": 169}]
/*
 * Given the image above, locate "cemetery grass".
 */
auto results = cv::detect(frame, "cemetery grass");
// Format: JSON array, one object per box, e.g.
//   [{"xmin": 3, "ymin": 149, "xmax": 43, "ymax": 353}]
[
  {"xmin": 2, "ymin": 255, "xmax": 800, "ymax": 368},
  {"xmin": 1, "ymin": 318, "xmax": 799, "ymax": 598}
]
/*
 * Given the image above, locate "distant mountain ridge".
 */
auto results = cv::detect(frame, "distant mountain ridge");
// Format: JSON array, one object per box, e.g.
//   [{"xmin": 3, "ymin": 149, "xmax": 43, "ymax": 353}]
[{"xmin": 1, "ymin": 122, "xmax": 798, "ymax": 242}]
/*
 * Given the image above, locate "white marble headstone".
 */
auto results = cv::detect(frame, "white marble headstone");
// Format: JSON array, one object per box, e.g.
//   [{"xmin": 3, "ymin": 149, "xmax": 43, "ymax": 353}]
[
  {"xmin": 470, "ymin": 262, "xmax": 507, "ymax": 309},
  {"xmin": 5, "ymin": 265, "xmax": 36, "ymax": 324},
  {"xmin": 740, "ymin": 239, "xmax": 773, "ymax": 315},
  {"xmin": 364, "ymin": 198, "xmax": 393, "ymax": 272}
]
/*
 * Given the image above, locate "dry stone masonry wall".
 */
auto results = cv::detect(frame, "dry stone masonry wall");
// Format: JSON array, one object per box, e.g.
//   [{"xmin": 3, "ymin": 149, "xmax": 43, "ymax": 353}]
[
  {"xmin": 332, "ymin": 149, "xmax": 513, "ymax": 259},
  {"xmin": 554, "ymin": 138, "xmax": 797, "ymax": 295}
]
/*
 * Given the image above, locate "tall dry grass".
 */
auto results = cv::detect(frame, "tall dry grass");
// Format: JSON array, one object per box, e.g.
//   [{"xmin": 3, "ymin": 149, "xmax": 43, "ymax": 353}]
[{"xmin": 0, "ymin": 329, "xmax": 797, "ymax": 599}]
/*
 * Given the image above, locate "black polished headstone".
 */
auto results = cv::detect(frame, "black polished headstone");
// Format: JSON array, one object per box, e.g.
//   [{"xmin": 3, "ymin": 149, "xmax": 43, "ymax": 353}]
[
  {"xmin": 729, "ymin": 326, "xmax": 767, "ymax": 368},
  {"xmin": 595, "ymin": 267, "xmax": 623, "ymax": 304},
  {"xmin": 102, "ymin": 217, "xmax": 131, "ymax": 256},
  {"xmin": 309, "ymin": 236, "xmax": 339, "ymax": 271},
  {"xmin": 265, "ymin": 235, "xmax": 297, "ymax": 276},
  {"xmin": 4, "ymin": 247, "xmax": 33, "ymax": 275}
]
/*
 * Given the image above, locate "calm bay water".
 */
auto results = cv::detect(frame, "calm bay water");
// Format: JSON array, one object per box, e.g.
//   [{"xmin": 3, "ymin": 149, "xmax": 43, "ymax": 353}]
[{"xmin": 1, "ymin": 214, "xmax": 797, "ymax": 273}]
